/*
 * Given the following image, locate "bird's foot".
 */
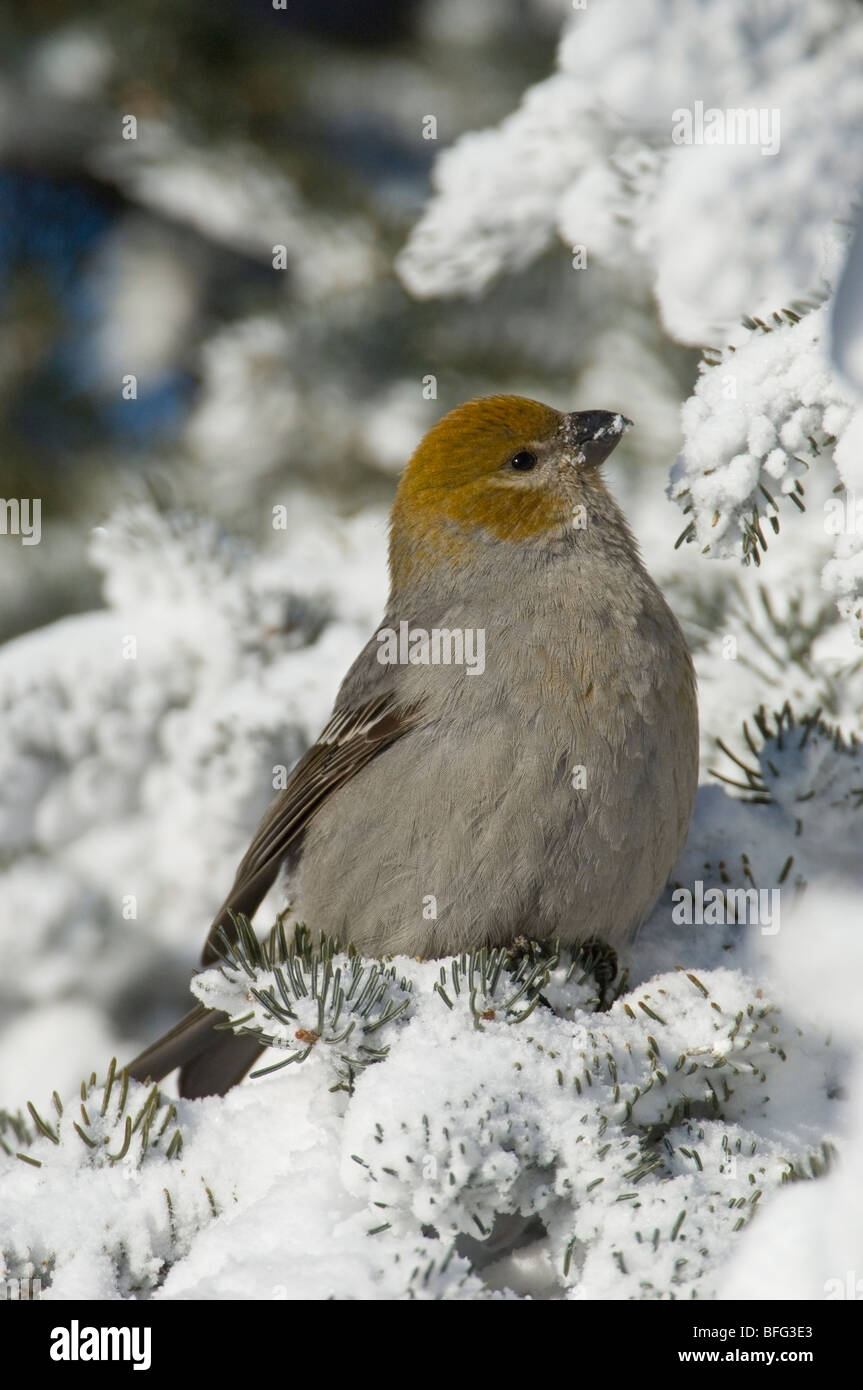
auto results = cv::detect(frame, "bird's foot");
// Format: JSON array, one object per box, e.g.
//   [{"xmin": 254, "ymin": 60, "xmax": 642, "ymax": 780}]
[
  {"xmin": 574, "ymin": 938, "xmax": 620, "ymax": 1009},
  {"xmin": 504, "ymin": 935, "xmax": 557, "ymax": 969}
]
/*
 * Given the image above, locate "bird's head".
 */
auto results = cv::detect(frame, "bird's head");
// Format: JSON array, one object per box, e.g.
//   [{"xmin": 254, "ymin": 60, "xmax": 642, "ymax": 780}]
[{"xmin": 389, "ymin": 395, "xmax": 633, "ymax": 593}]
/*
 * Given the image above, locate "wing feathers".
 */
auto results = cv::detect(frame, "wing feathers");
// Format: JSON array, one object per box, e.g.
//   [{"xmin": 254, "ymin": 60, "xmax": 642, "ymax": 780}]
[{"xmin": 200, "ymin": 692, "xmax": 422, "ymax": 964}]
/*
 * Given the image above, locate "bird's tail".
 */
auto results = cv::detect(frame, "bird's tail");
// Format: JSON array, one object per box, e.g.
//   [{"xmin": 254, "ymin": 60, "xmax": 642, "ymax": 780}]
[{"xmin": 125, "ymin": 1004, "xmax": 265, "ymax": 1099}]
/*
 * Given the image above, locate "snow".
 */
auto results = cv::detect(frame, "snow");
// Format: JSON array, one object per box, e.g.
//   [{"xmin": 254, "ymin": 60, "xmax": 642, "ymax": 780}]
[
  {"xmin": 2, "ymin": 493, "xmax": 861, "ymax": 1301},
  {"xmin": 398, "ymin": 0, "xmax": 863, "ymax": 637},
  {"xmin": 2, "ymin": 929, "xmax": 847, "ymax": 1300},
  {"xmin": 399, "ymin": 0, "xmax": 863, "ymax": 340},
  {"xmin": 3, "ymin": 0, "xmax": 863, "ymax": 1303}
]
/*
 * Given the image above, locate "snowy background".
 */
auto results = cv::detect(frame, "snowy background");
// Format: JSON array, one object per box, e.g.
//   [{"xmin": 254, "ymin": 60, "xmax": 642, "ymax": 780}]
[{"xmin": 2, "ymin": 0, "xmax": 863, "ymax": 1300}]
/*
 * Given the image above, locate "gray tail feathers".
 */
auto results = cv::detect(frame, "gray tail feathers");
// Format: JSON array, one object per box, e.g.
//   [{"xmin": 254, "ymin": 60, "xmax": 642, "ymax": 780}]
[{"xmin": 125, "ymin": 1004, "xmax": 265, "ymax": 1099}]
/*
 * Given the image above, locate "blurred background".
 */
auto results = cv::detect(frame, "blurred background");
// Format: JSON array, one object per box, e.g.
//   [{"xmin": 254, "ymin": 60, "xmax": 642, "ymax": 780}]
[
  {"xmin": 1, "ymin": 0, "xmax": 860, "ymax": 1114},
  {"xmin": 0, "ymin": 0, "xmax": 696, "ymax": 1099},
  {"xmin": 1, "ymin": 0, "xmax": 691, "ymax": 647},
  {"xmin": 4, "ymin": 0, "xmax": 863, "ymax": 1305}
]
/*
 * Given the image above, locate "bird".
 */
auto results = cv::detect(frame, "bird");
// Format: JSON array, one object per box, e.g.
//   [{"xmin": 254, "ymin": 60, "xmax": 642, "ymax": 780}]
[{"xmin": 127, "ymin": 395, "xmax": 699, "ymax": 1098}]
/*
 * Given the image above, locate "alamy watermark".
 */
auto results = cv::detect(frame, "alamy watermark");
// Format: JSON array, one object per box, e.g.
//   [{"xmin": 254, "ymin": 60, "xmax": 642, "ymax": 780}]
[
  {"xmin": 825, "ymin": 492, "xmax": 863, "ymax": 534},
  {"xmin": 50, "ymin": 1320, "xmax": 151, "ymax": 1370},
  {"xmin": 0, "ymin": 498, "xmax": 41, "ymax": 545},
  {"xmin": 376, "ymin": 621, "xmax": 485, "ymax": 675},
  {"xmin": 672, "ymin": 881, "xmax": 780, "ymax": 935},
  {"xmin": 824, "ymin": 1271, "xmax": 863, "ymax": 1299},
  {"xmin": 2, "ymin": 1276, "xmax": 41, "ymax": 1299},
  {"xmin": 671, "ymin": 102, "xmax": 780, "ymax": 157}
]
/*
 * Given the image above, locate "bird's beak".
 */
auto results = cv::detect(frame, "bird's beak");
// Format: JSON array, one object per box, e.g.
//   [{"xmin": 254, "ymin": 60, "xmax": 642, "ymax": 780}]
[{"xmin": 562, "ymin": 411, "xmax": 633, "ymax": 468}]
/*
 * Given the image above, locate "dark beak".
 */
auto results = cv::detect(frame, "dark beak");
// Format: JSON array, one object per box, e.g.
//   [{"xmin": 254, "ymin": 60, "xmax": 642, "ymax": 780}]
[{"xmin": 563, "ymin": 410, "xmax": 633, "ymax": 468}]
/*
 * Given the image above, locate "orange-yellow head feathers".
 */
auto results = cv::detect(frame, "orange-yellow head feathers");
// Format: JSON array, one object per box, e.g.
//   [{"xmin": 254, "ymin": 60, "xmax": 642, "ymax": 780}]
[{"xmin": 389, "ymin": 395, "xmax": 632, "ymax": 593}]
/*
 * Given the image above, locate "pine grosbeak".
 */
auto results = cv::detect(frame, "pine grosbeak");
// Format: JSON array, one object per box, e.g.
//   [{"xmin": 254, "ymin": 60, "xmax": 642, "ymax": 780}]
[{"xmin": 128, "ymin": 396, "xmax": 698, "ymax": 1096}]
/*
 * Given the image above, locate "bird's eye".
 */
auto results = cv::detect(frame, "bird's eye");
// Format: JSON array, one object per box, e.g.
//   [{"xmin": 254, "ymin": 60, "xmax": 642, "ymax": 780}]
[{"xmin": 509, "ymin": 451, "xmax": 537, "ymax": 471}]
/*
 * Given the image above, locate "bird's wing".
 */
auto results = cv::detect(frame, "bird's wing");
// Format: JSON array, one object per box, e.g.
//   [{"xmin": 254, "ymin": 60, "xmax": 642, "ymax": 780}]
[{"xmin": 201, "ymin": 689, "xmax": 423, "ymax": 964}]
